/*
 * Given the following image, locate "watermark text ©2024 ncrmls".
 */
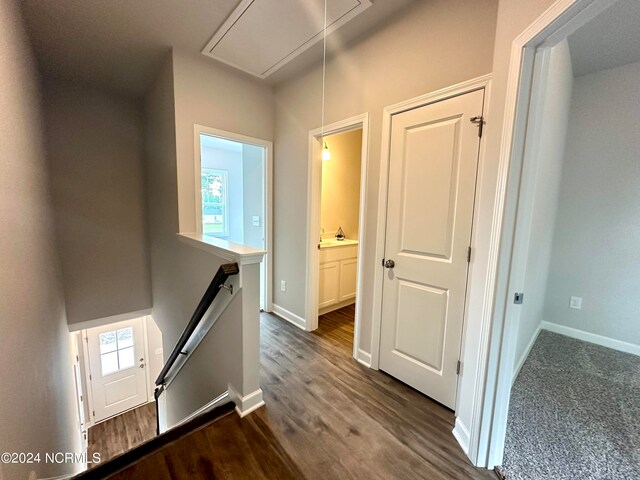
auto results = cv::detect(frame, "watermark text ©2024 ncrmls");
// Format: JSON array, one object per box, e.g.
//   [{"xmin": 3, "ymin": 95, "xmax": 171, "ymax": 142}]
[{"xmin": 0, "ymin": 452, "xmax": 101, "ymax": 465}]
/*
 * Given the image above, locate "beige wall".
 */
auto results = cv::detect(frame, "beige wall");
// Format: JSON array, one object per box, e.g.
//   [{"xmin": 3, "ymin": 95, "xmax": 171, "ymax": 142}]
[
  {"xmin": 273, "ymin": 0, "xmax": 499, "ymax": 350},
  {"xmin": 144, "ymin": 50, "xmax": 272, "ymax": 424},
  {"xmin": 44, "ymin": 81, "xmax": 152, "ymax": 326},
  {"xmin": 0, "ymin": 0, "xmax": 81, "ymax": 477},
  {"xmin": 172, "ymin": 49, "xmax": 274, "ymax": 234},
  {"xmin": 321, "ymin": 129, "xmax": 362, "ymax": 240}
]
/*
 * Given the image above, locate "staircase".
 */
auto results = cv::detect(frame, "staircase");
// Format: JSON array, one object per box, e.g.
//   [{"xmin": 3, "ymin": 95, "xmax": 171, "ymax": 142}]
[{"xmin": 73, "ymin": 255, "xmax": 273, "ymax": 479}]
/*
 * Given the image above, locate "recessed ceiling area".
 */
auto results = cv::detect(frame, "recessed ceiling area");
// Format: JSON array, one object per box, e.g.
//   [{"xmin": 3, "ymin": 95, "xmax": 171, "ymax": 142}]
[
  {"xmin": 568, "ymin": 0, "xmax": 640, "ymax": 77},
  {"xmin": 202, "ymin": 0, "xmax": 371, "ymax": 79}
]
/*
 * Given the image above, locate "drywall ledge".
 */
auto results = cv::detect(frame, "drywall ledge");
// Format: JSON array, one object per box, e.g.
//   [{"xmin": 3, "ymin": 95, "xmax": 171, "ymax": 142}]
[{"xmin": 177, "ymin": 233, "xmax": 265, "ymax": 265}]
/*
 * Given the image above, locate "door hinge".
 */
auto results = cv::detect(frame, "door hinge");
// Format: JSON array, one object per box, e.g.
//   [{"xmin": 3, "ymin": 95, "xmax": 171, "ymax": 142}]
[
  {"xmin": 381, "ymin": 258, "xmax": 385, "ymax": 267},
  {"xmin": 76, "ymin": 354, "xmax": 79, "ymax": 362},
  {"xmin": 92, "ymin": 411, "xmax": 95, "ymax": 417},
  {"xmin": 80, "ymin": 395, "xmax": 83, "ymax": 403},
  {"xmin": 467, "ymin": 246, "xmax": 472, "ymax": 263},
  {"xmin": 470, "ymin": 115, "xmax": 485, "ymax": 138},
  {"xmin": 514, "ymin": 292, "xmax": 524, "ymax": 304},
  {"xmin": 456, "ymin": 360, "xmax": 462, "ymax": 375},
  {"xmin": 89, "ymin": 374, "xmax": 92, "ymax": 381}
]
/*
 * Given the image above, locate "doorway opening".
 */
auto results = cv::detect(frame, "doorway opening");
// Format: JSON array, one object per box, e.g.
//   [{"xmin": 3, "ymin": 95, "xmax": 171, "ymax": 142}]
[
  {"xmin": 481, "ymin": 0, "xmax": 640, "ymax": 475},
  {"xmin": 74, "ymin": 315, "xmax": 163, "ymax": 466},
  {"xmin": 305, "ymin": 114, "xmax": 369, "ymax": 363},
  {"xmin": 194, "ymin": 125, "xmax": 273, "ymax": 312},
  {"xmin": 316, "ymin": 128, "xmax": 362, "ymax": 353}
]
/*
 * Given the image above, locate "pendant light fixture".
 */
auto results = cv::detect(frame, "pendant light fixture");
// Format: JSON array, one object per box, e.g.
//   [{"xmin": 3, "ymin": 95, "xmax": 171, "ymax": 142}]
[{"xmin": 322, "ymin": 141, "xmax": 331, "ymax": 161}]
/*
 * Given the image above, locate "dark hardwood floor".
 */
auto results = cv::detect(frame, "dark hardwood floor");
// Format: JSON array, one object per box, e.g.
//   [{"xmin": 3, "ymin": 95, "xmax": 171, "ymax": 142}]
[
  {"xmin": 88, "ymin": 402, "xmax": 156, "ymax": 466},
  {"xmin": 107, "ymin": 305, "xmax": 496, "ymax": 479}
]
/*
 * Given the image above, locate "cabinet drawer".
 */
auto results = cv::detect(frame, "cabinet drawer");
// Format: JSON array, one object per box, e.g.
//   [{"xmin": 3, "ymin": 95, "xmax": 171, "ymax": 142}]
[{"xmin": 319, "ymin": 245, "xmax": 358, "ymax": 263}]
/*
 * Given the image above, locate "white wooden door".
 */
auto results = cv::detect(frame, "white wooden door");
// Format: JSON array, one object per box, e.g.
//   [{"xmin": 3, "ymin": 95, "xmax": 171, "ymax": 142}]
[
  {"xmin": 379, "ymin": 89, "xmax": 484, "ymax": 409},
  {"xmin": 87, "ymin": 318, "xmax": 148, "ymax": 422}
]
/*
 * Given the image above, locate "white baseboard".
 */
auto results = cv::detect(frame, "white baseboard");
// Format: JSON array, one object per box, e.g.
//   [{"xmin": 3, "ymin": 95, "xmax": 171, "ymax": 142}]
[
  {"xmin": 512, "ymin": 323, "xmax": 542, "ymax": 385},
  {"xmin": 452, "ymin": 417, "xmax": 470, "ymax": 455},
  {"xmin": 228, "ymin": 383, "xmax": 265, "ymax": 418},
  {"xmin": 355, "ymin": 349, "xmax": 372, "ymax": 367},
  {"xmin": 541, "ymin": 321, "xmax": 640, "ymax": 357},
  {"xmin": 272, "ymin": 303, "xmax": 307, "ymax": 330},
  {"xmin": 172, "ymin": 391, "xmax": 230, "ymax": 430}
]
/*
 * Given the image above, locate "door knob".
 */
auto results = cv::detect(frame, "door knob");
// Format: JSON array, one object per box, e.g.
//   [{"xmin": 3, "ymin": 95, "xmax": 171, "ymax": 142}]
[{"xmin": 384, "ymin": 259, "xmax": 395, "ymax": 269}]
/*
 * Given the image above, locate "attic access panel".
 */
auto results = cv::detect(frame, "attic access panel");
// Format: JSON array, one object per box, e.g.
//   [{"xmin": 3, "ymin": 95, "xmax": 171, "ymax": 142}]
[{"xmin": 201, "ymin": 0, "xmax": 372, "ymax": 79}]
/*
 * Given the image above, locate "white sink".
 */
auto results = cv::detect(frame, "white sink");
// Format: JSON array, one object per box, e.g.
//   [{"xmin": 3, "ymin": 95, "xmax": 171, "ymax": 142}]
[{"xmin": 318, "ymin": 238, "xmax": 359, "ymax": 249}]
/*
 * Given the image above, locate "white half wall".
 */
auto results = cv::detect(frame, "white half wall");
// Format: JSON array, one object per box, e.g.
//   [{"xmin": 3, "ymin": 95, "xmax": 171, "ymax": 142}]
[
  {"xmin": 144, "ymin": 50, "xmax": 271, "ymax": 427},
  {"xmin": 543, "ymin": 61, "xmax": 640, "ymax": 347}
]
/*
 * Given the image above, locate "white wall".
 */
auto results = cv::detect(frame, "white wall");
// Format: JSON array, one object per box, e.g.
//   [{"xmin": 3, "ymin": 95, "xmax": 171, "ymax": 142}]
[
  {"xmin": 0, "ymin": 0, "xmax": 81, "ymax": 477},
  {"xmin": 543, "ymin": 61, "xmax": 640, "ymax": 347},
  {"xmin": 201, "ymin": 146, "xmax": 244, "ymax": 243},
  {"xmin": 321, "ymin": 129, "xmax": 362, "ymax": 240},
  {"xmin": 513, "ymin": 41, "xmax": 574, "ymax": 376},
  {"xmin": 144, "ymin": 50, "xmax": 272, "ymax": 424},
  {"xmin": 44, "ymin": 80, "xmax": 152, "ymax": 326},
  {"xmin": 242, "ymin": 144, "xmax": 264, "ymax": 250},
  {"xmin": 273, "ymin": 0, "xmax": 499, "ymax": 349}
]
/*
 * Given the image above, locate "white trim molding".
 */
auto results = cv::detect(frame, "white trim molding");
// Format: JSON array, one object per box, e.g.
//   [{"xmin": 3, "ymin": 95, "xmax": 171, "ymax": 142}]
[
  {"xmin": 272, "ymin": 303, "xmax": 307, "ymax": 331},
  {"xmin": 172, "ymin": 391, "xmax": 231, "ymax": 429},
  {"xmin": 453, "ymin": 418, "xmax": 471, "ymax": 456},
  {"xmin": 228, "ymin": 383, "xmax": 265, "ymax": 418},
  {"xmin": 541, "ymin": 321, "xmax": 640, "ymax": 357},
  {"xmin": 178, "ymin": 232, "xmax": 265, "ymax": 266},
  {"xmin": 356, "ymin": 349, "xmax": 372, "ymax": 368}
]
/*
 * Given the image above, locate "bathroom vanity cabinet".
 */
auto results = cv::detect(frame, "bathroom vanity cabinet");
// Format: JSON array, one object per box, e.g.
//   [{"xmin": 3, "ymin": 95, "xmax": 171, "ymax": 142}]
[{"xmin": 318, "ymin": 241, "xmax": 358, "ymax": 314}]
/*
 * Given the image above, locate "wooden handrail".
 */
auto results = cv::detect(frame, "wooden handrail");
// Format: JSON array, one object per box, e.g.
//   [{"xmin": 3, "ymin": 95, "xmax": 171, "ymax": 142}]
[{"xmin": 155, "ymin": 262, "xmax": 239, "ymax": 387}]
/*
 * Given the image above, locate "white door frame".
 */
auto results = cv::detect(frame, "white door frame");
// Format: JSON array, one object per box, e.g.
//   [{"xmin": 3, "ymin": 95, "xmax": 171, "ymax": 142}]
[
  {"xmin": 473, "ymin": 0, "xmax": 620, "ymax": 469},
  {"xmin": 193, "ymin": 124, "xmax": 274, "ymax": 312},
  {"xmin": 83, "ymin": 317, "xmax": 149, "ymax": 425},
  {"xmin": 305, "ymin": 113, "xmax": 370, "ymax": 361}
]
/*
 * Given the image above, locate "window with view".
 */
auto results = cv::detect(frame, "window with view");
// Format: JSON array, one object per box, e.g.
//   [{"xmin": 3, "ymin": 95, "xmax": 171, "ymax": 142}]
[{"xmin": 201, "ymin": 169, "xmax": 229, "ymax": 236}]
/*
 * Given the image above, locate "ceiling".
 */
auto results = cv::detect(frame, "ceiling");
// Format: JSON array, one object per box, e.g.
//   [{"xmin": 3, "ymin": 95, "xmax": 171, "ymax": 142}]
[
  {"xmin": 20, "ymin": 0, "xmax": 413, "ymax": 98},
  {"xmin": 568, "ymin": 0, "xmax": 640, "ymax": 77}
]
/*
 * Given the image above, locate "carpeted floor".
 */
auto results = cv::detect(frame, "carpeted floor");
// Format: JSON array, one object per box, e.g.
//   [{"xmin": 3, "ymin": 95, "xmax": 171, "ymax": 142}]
[{"xmin": 502, "ymin": 330, "xmax": 640, "ymax": 480}]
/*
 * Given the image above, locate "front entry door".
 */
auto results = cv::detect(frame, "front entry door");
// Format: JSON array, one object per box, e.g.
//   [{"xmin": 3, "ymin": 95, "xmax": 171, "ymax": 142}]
[
  {"xmin": 87, "ymin": 317, "xmax": 148, "ymax": 422},
  {"xmin": 379, "ymin": 89, "xmax": 484, "ymax": 409}
]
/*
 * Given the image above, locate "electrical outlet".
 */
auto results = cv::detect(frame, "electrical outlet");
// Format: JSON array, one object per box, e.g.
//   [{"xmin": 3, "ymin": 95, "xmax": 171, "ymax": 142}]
[
  {"xmin": 280, "ymin": 280, "xmax": 286, "ymax": 292},
  {"xmin": 569, "ymin": 296, "xmax": 582, "ymax": 310},
  {"xmin": 252, "ymin": 215, "xmax": 260, "ymax": 227}
]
